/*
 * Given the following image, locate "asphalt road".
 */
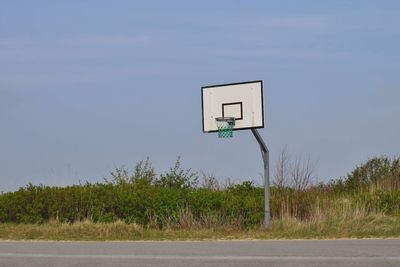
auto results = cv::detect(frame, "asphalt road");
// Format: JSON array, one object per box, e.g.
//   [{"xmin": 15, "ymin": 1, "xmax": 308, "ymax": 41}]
[{"xmin": 0, "ymin": 239, "xmax": 399, "ymax": 267}]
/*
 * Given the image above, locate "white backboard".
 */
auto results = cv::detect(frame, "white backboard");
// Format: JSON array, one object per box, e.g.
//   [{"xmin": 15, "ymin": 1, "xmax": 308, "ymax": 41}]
[{"xmin": 202, "ymin": 80, "xmax": 264, "ymax": 133}]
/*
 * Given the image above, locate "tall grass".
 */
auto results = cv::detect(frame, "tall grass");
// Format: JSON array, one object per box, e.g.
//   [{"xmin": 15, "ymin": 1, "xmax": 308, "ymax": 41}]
[{"xmin": 1, "ymin": 214, "xmax": 399, "ymax": 240}]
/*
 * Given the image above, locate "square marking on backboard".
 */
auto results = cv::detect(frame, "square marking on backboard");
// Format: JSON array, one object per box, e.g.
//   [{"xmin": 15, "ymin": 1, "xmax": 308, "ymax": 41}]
[{"xmin": 222, "ymin": 102, "xmax": 243, "ymax": 120}]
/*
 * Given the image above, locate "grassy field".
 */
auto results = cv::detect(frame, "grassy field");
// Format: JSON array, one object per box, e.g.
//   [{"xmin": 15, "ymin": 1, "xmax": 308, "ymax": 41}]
[{"xmin": 1, "ymin": 214, "xmax": 399, "ymax": 241}]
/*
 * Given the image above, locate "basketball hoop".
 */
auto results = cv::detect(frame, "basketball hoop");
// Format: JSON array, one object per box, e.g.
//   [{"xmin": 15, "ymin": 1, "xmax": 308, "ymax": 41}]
[
  {"xmin": 201, "ymin": 80, "xmax": 270, "ymax": 227},
  {"xmin": 215, "ymin": 117, "xmax": 235, "ymax": 138}
]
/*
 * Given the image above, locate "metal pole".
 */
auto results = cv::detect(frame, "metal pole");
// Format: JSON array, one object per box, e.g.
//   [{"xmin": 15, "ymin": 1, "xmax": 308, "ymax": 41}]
[{"xmin": 251, "ymin": 129, "xmax": 270, "ymax": 228}]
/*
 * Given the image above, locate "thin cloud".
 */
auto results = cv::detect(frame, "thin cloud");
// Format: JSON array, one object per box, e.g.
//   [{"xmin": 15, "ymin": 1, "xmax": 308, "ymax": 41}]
[
  {"xmin": 0, "ymin": 34, "xmax": 149, "ymax": 47},
  {"xmin": 0, "ymin": 34, "xmax": 151, "ymax": 62},
  {"xmin": 61, "ymin": 34, "xmax": 150, "ymax": 47},
  {"xmin": 186, "ymin": 14, "xmax": 332, "ymax": 33},
  {"xmin": 265, "ymin": 15, "xmax": 330, "ymax": 31}
]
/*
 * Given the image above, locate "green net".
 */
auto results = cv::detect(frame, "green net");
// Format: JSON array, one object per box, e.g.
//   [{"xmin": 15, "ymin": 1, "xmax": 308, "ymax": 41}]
[{"xmin": 215, "ymin": 117, "xmax": 235, "ymax": 138}]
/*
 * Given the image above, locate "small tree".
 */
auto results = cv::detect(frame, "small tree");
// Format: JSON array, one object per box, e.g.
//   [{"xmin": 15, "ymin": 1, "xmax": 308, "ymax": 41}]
[
  {"xmin": 200, "ymin": 172, "xmax": 220, "ymax": 191},
  {"xmin": 105, "ymin": 158, "xmax": 156, "ymax": 186},
  {"xmin": 156, "ymin": 157, "xmax": 199, "ymax": 189},
  {"xmin": 345, "ymin": 156, "xmax": 400, "ymax": 192},
  {"xmin": 290, "ymin": 156, "xmax": 314, "ymax": 192},
  {"xmin": 273, "ymin": 148, "xmax": 317, "ymax": 219},
  {"xmin": 273, "ymin": 147, "xmax": 290, "ymax": 190},
  {"xmin": 106, "ymin": 167, "xmax": 130, "ymax": 185},
  {"xmin": 131, "ymin": 158, "xmax": 156, "ymax": 185}
]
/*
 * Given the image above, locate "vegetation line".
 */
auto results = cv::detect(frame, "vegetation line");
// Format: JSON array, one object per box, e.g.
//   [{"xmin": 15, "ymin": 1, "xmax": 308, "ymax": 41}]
[{"xmin": 0, "ymin": 155, "xmax": 399, "ymax": 240}]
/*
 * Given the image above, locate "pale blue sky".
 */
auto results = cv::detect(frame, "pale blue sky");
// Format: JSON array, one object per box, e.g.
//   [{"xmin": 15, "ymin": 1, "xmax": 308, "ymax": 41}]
[{"xmin": 1, "ymin": 1, "xmax": 399, "ymax": 191}]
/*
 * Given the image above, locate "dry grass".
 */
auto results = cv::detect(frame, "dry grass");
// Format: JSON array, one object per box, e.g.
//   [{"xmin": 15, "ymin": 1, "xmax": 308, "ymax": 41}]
[{"xmin": 0, "ymin": 214, "xmax": 399, "ymax": 241}]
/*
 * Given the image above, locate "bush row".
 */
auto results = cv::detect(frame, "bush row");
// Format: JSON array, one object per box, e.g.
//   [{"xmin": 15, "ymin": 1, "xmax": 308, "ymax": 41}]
[
  {"xmin": 1, "ymin": 182, "xmax": 399, "ymax": 226},
  {"xmin": 0, "ymin": 182, "xmax": 263, "ymax": 226},
  {"xmin": 0, "ymin": 156, "xmax": 399, "ymax": 227}
]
